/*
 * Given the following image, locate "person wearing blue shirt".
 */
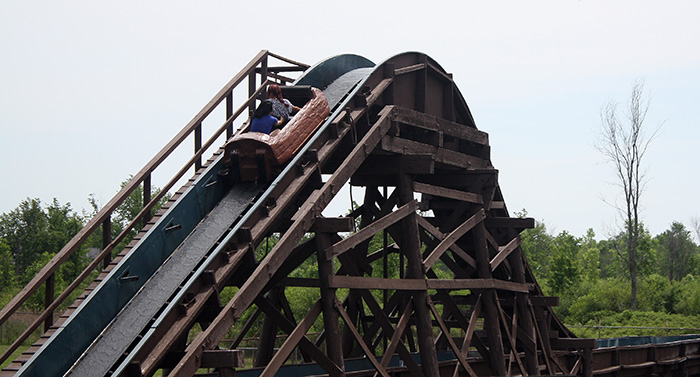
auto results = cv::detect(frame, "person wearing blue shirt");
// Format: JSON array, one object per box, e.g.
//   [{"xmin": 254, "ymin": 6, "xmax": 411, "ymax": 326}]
[{"xmin": 250, "ymin": 100, "xmax": 283, "ymax": 134}]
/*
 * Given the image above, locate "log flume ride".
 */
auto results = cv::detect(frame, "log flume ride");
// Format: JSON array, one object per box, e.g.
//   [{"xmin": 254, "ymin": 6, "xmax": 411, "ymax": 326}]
[{"xmin": 1, "ymin": 51, "xmax": 699, "ymax": 377}]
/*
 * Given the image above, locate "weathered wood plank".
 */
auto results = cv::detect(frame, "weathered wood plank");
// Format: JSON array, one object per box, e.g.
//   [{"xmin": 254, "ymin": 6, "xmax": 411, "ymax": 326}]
[
  {"xmin": 416, "ymin": 216, "xmax": 477, "ymax": 269},
  {"xmin": 381, "ymin": 135, "xmax": 489, "ymax": 170},
  {"xmin": 259, "ymin": 301, "xmax": 326, "ymax": 377},
  {"xmin": 391, "ymin": 106, "xmax": 489, "ymax": 145},
  {"xmin": 490, "ymin": 236, "xmax": 521, "ymax": 271},
  {"xmin": 325, "ymin": 200, "xmax": 418, "ymax": 261},
  {"xmin": 413, "ymin": 182, "xmax": 483, "ymax": 204},
  {"xmin": 334, "ymin": 299, "xmax": 391, "ymax": 377},
  {"xmin": 484, "ymin": 217, "xmax": 535, "ymax": 229},
  {"xmin": 423, "ymin": 209, "xmax": 485, "ymax": 269},
  {"xmin": 329, "ymin": 275, "xmax": 426, "ymax": 291},
  {"xmin": 426, "ymin": 278, "xmax": 533, "ymax": 293}
]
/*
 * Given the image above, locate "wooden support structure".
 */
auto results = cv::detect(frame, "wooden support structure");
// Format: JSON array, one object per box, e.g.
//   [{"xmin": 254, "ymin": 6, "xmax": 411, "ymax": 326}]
[{"xmin": 2, "ymin": 52, "xmax": 612, "ymax": 377}]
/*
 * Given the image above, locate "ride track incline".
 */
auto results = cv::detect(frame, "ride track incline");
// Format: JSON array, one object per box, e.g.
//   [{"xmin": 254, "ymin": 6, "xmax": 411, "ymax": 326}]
[{"xmin": 2, "ymin": 51, "xmax": 699, "ymax": 377}]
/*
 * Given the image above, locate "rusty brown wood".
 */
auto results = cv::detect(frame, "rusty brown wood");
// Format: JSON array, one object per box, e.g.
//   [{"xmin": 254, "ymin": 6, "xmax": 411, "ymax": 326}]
[
  {"xmin": 416, "ymin": 215, "xmax": 477, "ymax": 270},
  {"xmin": 316, "ymin": 231, "xmax": 345, "ymax": 375},
  {"xmin": 413, "ymin": 181, "xmax": 483, "ymax": 204},
  {"xmin": 490, "ymin": 235, "xmax": 521, "ymax": 272},
  {"xmin": 452, "ymin": 295, "xmax": 483, "ymax": 377},
  {"xmin": 423, "ymin": 209, "xmax": 485, "ymax": 269},
  {"xmin": 426, "ymin": 279, "xmax": 532, "ymax": 293},
  {"xmin": 495, "ymin": 294, "xmax": 527, "ymax": 375},
  {"xmin": 324, "ymin": 200, "xmax": 417, "ymax": 261},
  {"xmin": 168, "ymin": 106, "xmax": 395, "ymax": 375},
  {"xmin": 391, "ymin": 106, "xmax": 488, "ymax": 145},
  {"xmin": 381, "ymin": 135, "xmax": 489, "ymax": 170},
  {"xmin": 334, "ymin": 298, "xmax": 391, "ymax": 377},
  {"xmin": 255, "ymin": 288, "xmax": 281, "ymax": 367},
  {"xmin": 397, "ymin": 173, "xmax": 440, "ymax": 377},
  {"xmin": 427, "ymin": 297, "xmax": 479, "ymax": 377},
  {"xmin": 258, "ymin": 301, "xmax": 326, "ymax": 377},
  {"xmin": 0, "ymin": 52, "xmax": 278, "ymax": 366},
  {"xmin": 329, "ymin": 275, "xmax": 426, "ymax": 290},
  {"xmin": 375, "ymin": 300, "xmax": 413, "ymax": 373},
  {"xmin": 472, "ymin": 215, "xmax": 507, "ymax": 376},
  {"xmin": 253, "ymin": 295, "xmax": 342, "ymax": 375},
  {"xmin": 336, "ymin": 253, "xmax": 425, "ymax": 376}
]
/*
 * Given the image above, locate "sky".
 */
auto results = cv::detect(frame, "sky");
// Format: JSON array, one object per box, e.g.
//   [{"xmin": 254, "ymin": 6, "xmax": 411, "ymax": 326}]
[{"xmin": 1, "ymin": 1, "xmax": 699, "ymax": 240}]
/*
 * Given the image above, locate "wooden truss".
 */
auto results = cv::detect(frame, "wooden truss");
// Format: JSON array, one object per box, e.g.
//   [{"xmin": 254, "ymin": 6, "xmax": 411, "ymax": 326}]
[{"xmin": 126, "ymin": 53, "xmax": 594, "ymax": 376}]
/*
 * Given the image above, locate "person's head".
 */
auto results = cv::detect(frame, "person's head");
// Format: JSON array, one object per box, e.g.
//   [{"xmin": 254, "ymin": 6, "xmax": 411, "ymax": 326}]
[
  {"xmin": 253, "ymin": 100, "xmax": 273, "ymax": 119},
  {"xmin": 266, "ymin": 84, "xmax": 284, "ymax": 102}
]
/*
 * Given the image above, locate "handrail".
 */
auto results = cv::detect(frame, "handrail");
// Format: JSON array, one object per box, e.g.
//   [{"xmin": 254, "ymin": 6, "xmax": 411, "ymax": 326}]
[{"xmin": 0, "ymin": 50, "xmax": 307, "ymax": 367}]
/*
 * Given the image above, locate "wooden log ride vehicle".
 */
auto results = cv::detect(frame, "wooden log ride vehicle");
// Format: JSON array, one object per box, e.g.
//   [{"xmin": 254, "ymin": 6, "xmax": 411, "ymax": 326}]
[{"xmin": 225, "ymin": 86, "xmax": 330, "ymax": 182}]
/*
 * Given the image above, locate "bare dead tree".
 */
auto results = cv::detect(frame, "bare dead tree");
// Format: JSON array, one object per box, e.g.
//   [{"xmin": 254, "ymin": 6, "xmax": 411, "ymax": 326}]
[
  {"xmin": 597, "ymin": 79, "xmax": 661, "ymax": 310},
  {"xmin": 691, "ymin": 216, "xmax": 700, "ymax": 245}
]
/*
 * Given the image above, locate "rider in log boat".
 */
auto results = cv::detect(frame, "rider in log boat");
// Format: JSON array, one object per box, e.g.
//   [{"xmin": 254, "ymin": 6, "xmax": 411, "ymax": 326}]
[{"xmin": 225, "ymin": 86, "xmax": 329, "ymax": 182}]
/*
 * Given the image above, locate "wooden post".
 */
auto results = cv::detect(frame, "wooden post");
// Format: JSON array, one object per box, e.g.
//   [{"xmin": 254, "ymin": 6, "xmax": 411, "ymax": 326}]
[
  {"xmin": 254, "ymin": 288, "xmax": 280, "ymax": 367},
  {"xmin": 505, "ymin": 231, "xmax": 539, "ymax": 375},
  {"xmin": 397, "ymin": 173, "xmax": 439, "ymax": 377},
  {"xmin": 194, "ymin": 123, "xmax": 202, "ymax": 172},
  {"xmin": 226, "ymin": 92, "xmax": 234, "ymax": 139},
  {"xmin": 102, "ymin": 215, "xmax": 112, "ymax": 270},
  {"xmin": 472, "ymin": 218, "xmax": 507, "ymax": 376},
  {"xmin": 44, "ymin": 274, "xmax": 55, "ymax": 331},
  {"xmin": 316, "ymin": 231, "xmax": 345, "ymax": 375},
  {"xmin": 143, "ymin": 174, "xmax": 152, "ymax": 227}
]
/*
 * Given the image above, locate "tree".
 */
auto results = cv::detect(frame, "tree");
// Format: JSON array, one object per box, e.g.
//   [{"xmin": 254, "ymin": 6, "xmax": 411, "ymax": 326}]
[
  {"xmin": 656, "ymin": 221, "xmax": 698, "ymax": 281},
  {"xmin": 691, "ymin": 216, "xmax": 700, "ymax": 245},
  {"xmin": 0, "ymin": 198, "xmax": 86, "ymax": 284},
  {"xmin": 597, "ymin": 79, "xmax": 662, "ymax": 310},
  {"xmin": 548, "ymin": 231, "xmax": 581, "ymax": 295},
  {"xmin": 517, "ymin": 210, "xmax": 554, "ymax": 285}
]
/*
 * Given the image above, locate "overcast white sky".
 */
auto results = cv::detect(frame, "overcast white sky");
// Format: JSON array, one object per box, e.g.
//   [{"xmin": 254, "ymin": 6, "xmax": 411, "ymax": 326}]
[{"xmin": 1, "ymin": 1, "xmax": 698, "ymax": 239}]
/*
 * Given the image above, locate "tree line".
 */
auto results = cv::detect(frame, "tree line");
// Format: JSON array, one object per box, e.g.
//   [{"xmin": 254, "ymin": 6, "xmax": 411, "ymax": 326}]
[
  {"xmin": 0, "ymin": 178, "xmax": 168, "ymax": 310},
  {"xmin": 518, "ymin": 210, "xmax": 700, "ymax": 336}
]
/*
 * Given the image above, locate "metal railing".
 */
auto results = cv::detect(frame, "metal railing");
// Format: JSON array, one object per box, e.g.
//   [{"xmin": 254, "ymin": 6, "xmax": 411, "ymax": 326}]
[
  {"xmin": 0, "ymin": 50, "xmax": 309, "ymax": 366},
  {"xmin": 567, "ymin": 324, "xmax": 700, "ymax": 339}
]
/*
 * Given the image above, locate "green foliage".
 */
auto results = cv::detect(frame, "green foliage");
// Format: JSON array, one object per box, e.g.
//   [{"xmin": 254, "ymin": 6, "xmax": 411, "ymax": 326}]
[
  {"xmin": 637, "ymin": 274, "xmax": 681, "ymax": 313},
  {"xmin": 519, "ymin": 215, "xmax": 554, "ymax": 286},
  {"xmin": 656, "ymin": 222, "xmax": 699, "ymax": 281},
  {"xmin": 0, "ymin": 198, "xmax": 87, "ymax": 286},
  {"xmin": 568, "ymin": 278, "xmax": 630, "ymax": 324},
  {"xmin": 0, "ymin": 239, "xmax": 15, "ymax": 290},
  {"xmin": 674, "ymin": 275, "xmax": 700, "ymax": 315},
  {"xmin": 571, "ymin": 310, "xmax": 700, "ymax": 339},
  {"xmin": 547, "ymin": 231, "xmax": 581, "ymax": 295}
]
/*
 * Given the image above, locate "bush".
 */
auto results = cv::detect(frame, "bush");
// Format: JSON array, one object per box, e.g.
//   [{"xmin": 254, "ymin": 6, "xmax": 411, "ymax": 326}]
[{"xmin": 568, "ymin": 279, "xmax": 630, "ymax": 324}]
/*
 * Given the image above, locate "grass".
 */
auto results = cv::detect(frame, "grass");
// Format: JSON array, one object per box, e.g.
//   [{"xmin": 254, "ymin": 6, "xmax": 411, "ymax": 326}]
[{"xmin": 0, "ymin": 344, "xmax": 25, "ymax": 370}]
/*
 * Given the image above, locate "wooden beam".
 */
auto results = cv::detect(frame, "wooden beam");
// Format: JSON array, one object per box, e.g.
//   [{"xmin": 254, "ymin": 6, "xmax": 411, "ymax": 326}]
[
  {"xmin": 423, "ymin": 209, "xmax": 485, "ymax": 269},
  {"xmin": 200, "ymin": 350, "xmax": 244, "ymax": 368},
  {"xmin": 427, "ymin": 298, "xmax": 478, "ymax": 377},
  {"xmin": 259, "ymin": 301, "xmax": 325, "ymax": 377},
  {"xmin": 394, "ymin": 63, "xmax": 426, "ymax": 75},
  {"xmin": 416, "ymin": 216, "xmax": 477, "ymax": 270},
  {"xmin": 484, "ymin": 217, "xmax": 535, "ymax": 230},
  {"xmin": 490, "ymin": 236, "xmax": 521, "ymax": 271},
  {"xmin": 167, "ymin": 105, "xmax": 395, "ymax": 377},
  {"xmin": 335, "ymin": 298, "xmax": 391, "ymax": 377},
  {"xmin": 426, "ymin": 279, "xmax": 533, "ymax": 293},
  {"xmin": 381, "ymin": 136, "xmax": 490, "ymax": 170},
  {"xmin": 391, "ymin": 106, "xmax": 489, "ymax": 145},
  {"xmin": 312, "ymin": 217, "xmax": 355, "ymax": 233},
  {"xmin": 329, "ymin": 275, "xmax": 426, "ymax": 291},
  {"xmin": 324, "ymin": 200, "xmax": 418, "ymax": 261},
  {"xmin": 355, "ymin": 155, "xmax": 434, "ymax": 176},
  {"xmin": 453, "ymin": 295, "xmax": 482, "ymax": 377},
  {"xmin": 377, "ymin": 301, "xmax": 414, "ymax": 371},
  {"xmin": 413, "ymin": 182, "xmax": 483, "ymax": 204}
]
